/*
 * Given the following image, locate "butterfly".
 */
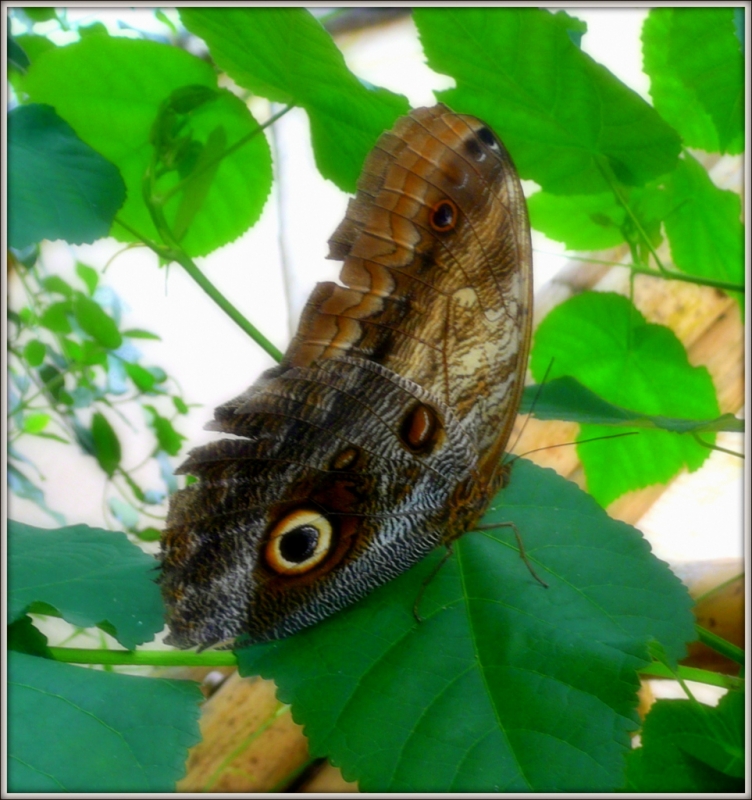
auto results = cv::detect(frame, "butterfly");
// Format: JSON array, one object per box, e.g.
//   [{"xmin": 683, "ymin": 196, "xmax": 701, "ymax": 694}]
[{"xmin": 159, "ymin": 104, "xmax": 532, "ymax": 648}]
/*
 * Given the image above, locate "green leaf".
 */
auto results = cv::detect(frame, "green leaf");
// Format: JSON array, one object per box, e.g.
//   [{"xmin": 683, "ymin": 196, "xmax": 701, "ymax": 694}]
[
  {"xmin": 72, "ymin": 293, "xmax": 122, "ymax": 349},
  {"xmin": 8, "ymin": 615, "xmax": 52, "ymax": 658},
  {"xmin": 124, "ymin": 361, "xmax": 156, "ymax": 392},
  {"xmin": 8, "ymin": 520, "xmax": 164, "ymax": 649},
  {"xmin": 8, "ymin": 34, "xmax": 31, "ymax": 72},
  {"xmin": 78, "ymin": 21, "xmax": 109, "ymax": 39},
  {"xmin": 42, "ymin": 274, "xmax": 74, "ymax": 296},
  {"xmin": 60, "ymin": 336, "xmax": 83, "ymax": 363},
  {"xmin": 90, "ymin": 411, "xmax": 121, "ymax": 477},
  {"xmin": 179, "ymin": 8, "xmax": 410, "ymax": 192},
  {"xmin": 530, "ymin": 293, "xmax": 720, "ymax": 506},
  {"xmin": 80, "ymin": 340, "xmax": 107, "ymax": 366},
  {"xmin": 529, "ymin": 191, "xmax": 626, "ymax": 250},
  {"xmin": 8, "ymin": 33, "xmax": 56, "ymax": 96},
  {"xmin": 172, "ymin": 123, "xmax": 226, "ymax": 242},
  {"xmin": 12, "ymin": 32, "xmax": 56, "ymax": 65},
  {"xmin": 19, "ymin": 306, "xmax": 38, "ymax": 325},
  {"xmin": 625, "ymin": 691, "xmax": 744, "ymax": 791},
  {"xmin": 23, "ymin": 339, "xmax": 46, "ymax": 367},
  {"xmin": 145, "ymin": 405, "xmax": 186, "ymax": 456},
  {"xmin": 414, "ymin": 8, "xmax": 681, "ymax": 194},
  {"xmin": 238, "ymin": 459, "xmax": 694, "ymax": 792},
  {"xmin": 39, "ymin": 300, "xmax": 72, "ymax": 333},
  {"xmin": 37, "ymin": 363, "xmax": 65, "ymax": 400},
  {"xmin": 22, "ymin": 413, "xmax": 50, "ymax": 434},
  {"xmin": 528, "ymin": 184, "xmax": 670, "ymax": 251},
  {"xmin": 122, "ymin": 328, "xmax": 161, "ymax": 340},
  {"xmin": 664, "ymin": 153, "xmax": 744, "ymax": 291},
  {"xmin": 172, "ymin": 395, "xmax": 189, "ymax": 414},
  {"xmin": 21, "ymin": 6, "xmax": 58, "ymax": 22},
  {"xmin": 642, "ymin": 8, "xmax": 743, "ymax": 155},
  {"xmin": 521, "ymin": 377, "xmax": 743, "ymax": 433},
  {"xmin": 8, "ymin": 652, "xmax": 202, "ymax": 792},
  {"xmin": 136, "ymin": 526, "xmax": 163, "ymax": 543},
  {"xmin": 22, "ymin": 36, "xmax": 272, "ymax": 258},
  {"xmin": 8, "ymin": 104, "xmax": 127, "ymax": 249},
  {"xmin": 75, "ymin": 262, "xmax": 99, "ymax": 294}
]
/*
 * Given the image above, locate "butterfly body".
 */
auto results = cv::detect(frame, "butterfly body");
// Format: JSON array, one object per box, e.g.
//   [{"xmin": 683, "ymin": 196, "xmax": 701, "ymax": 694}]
[{"xmin": 160, "ymin": 105, "xmax": 532, "ymax": 648}]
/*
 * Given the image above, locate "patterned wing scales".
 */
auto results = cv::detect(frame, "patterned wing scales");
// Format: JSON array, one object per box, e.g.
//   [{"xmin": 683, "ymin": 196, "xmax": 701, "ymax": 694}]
[{"xmin": 161, "ymin": 358, "xmax": 478, "ymax": 647}]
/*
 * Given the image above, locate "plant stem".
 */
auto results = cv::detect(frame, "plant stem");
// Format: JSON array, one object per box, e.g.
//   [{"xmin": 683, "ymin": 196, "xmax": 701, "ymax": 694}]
[
  {"xmin": 692, "ymin": 433, "xmax": 744, "ymax": 458},
  {"xmin": 625, "ymin": 263, "xmax": 744, "ymax": 294},
  {"xmin": 696, "ymin": 625, "xmax": 745, "ymax": 665},
  {"xmin": 534, "ymin": 250, "xmax": 744, "ymax": 294},
  {"xmin": 174, "ymin": 255, "xmax": 283, "ymax": 361},
  {"xmin": 48, "ymin": 646, "xmax": 237, "ymax": 667},
  {"xmin": 113, "ymin": 214, "xmax": 283, "ymax": 362},
  {"xmin": 596, "ymin": 158, "xmax": 670, "ymax": 275},
  {"xmin": 47, "ymin": 645, "xmax": 744, "ymax": 690},
  {"xmin": 638, "ymin": 662, "xmax": 742, "ymax": 691}
]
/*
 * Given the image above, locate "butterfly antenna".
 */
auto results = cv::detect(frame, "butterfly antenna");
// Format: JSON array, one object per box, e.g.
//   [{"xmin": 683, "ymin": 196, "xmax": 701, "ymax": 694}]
[
  {"xmin": 504, "ymin": 357, "xmax": 555, "ymax": 464},
  {"xmin": 506, "ymin": 430, "xmax": 639, "ymax": 466}
]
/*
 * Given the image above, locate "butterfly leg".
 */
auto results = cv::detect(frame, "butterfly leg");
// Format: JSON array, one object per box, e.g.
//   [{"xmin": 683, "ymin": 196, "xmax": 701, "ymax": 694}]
[
  {"xmin": 413, "ymin": 544, "xmax": 454, "ymax": 624},
  {"xmin": 475, "ymin": 520, "xmax": 549, "ymax": 588}
]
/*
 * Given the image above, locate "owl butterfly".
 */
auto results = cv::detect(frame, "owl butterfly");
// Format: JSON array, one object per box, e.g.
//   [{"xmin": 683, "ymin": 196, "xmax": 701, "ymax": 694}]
[{"xmin": 160, "ymin": 104, "xmax": 533, "ymax": 649}]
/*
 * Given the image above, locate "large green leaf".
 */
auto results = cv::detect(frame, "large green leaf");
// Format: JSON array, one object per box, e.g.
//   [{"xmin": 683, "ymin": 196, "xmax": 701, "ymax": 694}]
[
  {"xmin": 8, "ymin": 652, "xmax": 202, "ymax": 792},
  {"xmin": 625, "ymin": 691, "xmax": 744, "ymax": 791},
  {"xmin": 642, "ymin": 8, "xmax": 743, "ymax": 155},
  {"xmin": 237, "ymin": 459, "xmax": 694, "ymax": 792},
  {"xmin": 22, "ymin": 36, "xmax": 272, "ymax": 257},
  {"xmin": 179, "ymin": 8, "xmax": 409, "ymax": 192},
  {"xmin": 528, "ymin": 190, "xmax": 627, "ymax": 250},
  {"xmin": 664, "ymin": 153, "xmax": 744, "ymax": 290},
  {"xmin": 414, "ymin": 8, "xmax": 681, "ymax": 194},
  {"xmin": 8, "ymin": 104, "xmax": 126, "ymax": 249},
  {"xmin": 8, "ymin": 521, "xmax": 164, "ymax": 649},
  {"xmin": 527, "ymin": 183, "xmax": 669, "ymax": 251},
  {"xmin": 530, "ymin": 292, "xmax": 720, "ymax": 506}
]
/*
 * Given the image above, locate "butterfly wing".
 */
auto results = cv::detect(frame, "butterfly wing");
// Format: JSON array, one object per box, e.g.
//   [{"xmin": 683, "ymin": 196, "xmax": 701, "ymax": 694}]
[
  {"xmin": 294, "ymin": 104, "xmax": 533, "ymax": 479},
  {"xmin": 161, "ymin": 358, "xmax": 477, "ymax": 646},
  {"xmin": 160, "ymin": 105, "xmax": 532, "ymax": 647}
]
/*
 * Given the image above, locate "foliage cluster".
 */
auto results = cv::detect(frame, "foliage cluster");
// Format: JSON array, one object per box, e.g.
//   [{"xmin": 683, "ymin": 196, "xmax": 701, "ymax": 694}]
[{"xmin": 6, "ymin": 7, "xmax": 745, "ymax": 793}]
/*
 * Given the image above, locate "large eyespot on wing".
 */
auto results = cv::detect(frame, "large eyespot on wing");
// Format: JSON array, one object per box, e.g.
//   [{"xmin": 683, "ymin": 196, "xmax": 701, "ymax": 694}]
[{"xmin": 264, "ymin": 509, "xmax": 334, "ymax": 575}]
